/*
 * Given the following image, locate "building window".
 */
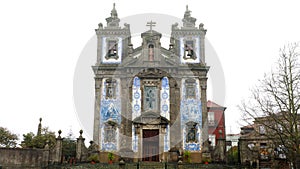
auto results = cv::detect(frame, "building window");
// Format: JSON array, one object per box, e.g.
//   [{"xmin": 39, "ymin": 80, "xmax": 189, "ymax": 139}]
[
  {"xmin": 183, "ymin": 40, "xmax": 196, "ymax": 60},
  {"xmin": 106, "ymin": 40, "xmax": 119, "ymax": 60},
  {"xmin": 208, "ymin": 112, "xmax": 215, "ymax": 126},
  {"xmin": 144, "ymin": 86, "xmax": 158, "ymax": 111},
  {"xmin": 208, "ymin": 134, "xmax": 216, "ymax": 147},
  {"xmin": 274, "ymin": 145, "xmax": 287, "ymax": 159},
  {"xmin": 105, "ymin": 79, "xmax": 117, "ymax": 99},
  {"xmin": 277, "ymin": 124, "xmax": 283, "ymax": 133},
  {"xmin": 260, "ymin": 143, "xmax": 268, "ymax": 160},
  {"xmin": 259, "ymin": 125, "xmax": 265, "ymax": 135},
  {"xmin": 247, "ymin": 143, "xmax": 255, "ymax": 150}
]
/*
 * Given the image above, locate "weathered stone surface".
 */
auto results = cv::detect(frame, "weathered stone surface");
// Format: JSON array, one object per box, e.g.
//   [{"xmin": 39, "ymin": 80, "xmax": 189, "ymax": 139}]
[{"xmin": 0, "ymin": 148, "xmax": 49, "ymax": 169}]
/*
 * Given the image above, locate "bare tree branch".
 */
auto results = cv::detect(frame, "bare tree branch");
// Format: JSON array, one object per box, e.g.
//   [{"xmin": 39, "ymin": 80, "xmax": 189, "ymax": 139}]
[{"xmin": 239, "ymin": 43, "xmax": 300, "ymax": 168}]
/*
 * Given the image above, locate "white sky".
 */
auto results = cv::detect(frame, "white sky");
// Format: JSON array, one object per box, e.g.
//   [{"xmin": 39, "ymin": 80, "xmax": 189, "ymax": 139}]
[{"xmin": 0, "ymin": 0, "xmax": 300, "ymax": 142}]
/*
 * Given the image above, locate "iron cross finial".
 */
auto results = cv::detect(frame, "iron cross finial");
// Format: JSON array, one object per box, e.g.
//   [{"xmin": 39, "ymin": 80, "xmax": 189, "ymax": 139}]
[{"xmin": 146, "ymin": 20, "xmax": 156, "ymax": 32}]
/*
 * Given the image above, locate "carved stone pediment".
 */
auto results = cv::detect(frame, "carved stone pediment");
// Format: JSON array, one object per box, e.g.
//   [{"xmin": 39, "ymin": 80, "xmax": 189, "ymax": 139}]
[
  {"xmin": 132, "ymin": 111, "xmax": 169, "ymax": 125},
  {"xmin": 120, "ymin": 47, "xmax": 180, "ymax": 68}
]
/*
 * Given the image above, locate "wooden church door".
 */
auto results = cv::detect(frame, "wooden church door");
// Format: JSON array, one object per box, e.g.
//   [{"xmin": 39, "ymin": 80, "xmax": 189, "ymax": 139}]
[{"xmin": 142, "ymin": 129, "xmax": 159, "ymax": 162}]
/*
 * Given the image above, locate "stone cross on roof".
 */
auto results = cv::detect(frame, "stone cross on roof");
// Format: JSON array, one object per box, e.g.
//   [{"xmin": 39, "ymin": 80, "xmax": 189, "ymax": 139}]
[{"xmin": 146, "ymin": 20, "xmax": 156, "ymax": 32}]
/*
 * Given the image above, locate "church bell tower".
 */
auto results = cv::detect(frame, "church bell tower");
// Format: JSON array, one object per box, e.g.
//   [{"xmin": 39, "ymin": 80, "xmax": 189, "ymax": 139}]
[{"xmin": 93, "ymin": 3, "xmax": 132, "ymax": 151}]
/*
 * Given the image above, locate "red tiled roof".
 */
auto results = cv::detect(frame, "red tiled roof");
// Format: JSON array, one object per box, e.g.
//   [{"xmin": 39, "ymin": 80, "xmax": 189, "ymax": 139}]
[{"xmin": 207, "ymin": 100, "xmax": 225, "ymax": 108}]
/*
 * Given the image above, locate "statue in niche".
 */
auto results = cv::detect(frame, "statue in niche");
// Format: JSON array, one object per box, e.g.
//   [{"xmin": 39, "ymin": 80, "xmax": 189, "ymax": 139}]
[
  {"xmin": 187, "ymin": 129, "xmax": 195, "ymax": 142},
  {"xmin": 186, "ymin": 121, "xmax": 198, "ymax": 143}
]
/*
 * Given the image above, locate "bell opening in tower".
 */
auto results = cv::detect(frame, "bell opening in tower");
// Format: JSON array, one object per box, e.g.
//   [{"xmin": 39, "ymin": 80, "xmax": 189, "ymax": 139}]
[{"xmin": 148, "ymin": 44, "xmax": 154, "ymax": 61}]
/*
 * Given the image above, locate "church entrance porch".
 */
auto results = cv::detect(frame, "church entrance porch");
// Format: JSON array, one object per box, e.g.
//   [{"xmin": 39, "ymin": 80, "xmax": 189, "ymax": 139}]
[
  {"xmin": 142, "ymin": 129, "xmax": 159, "ymax": 162},
  {"xmin": 132, "ymin": 111, "xmax": 169, "ymax": 162}
]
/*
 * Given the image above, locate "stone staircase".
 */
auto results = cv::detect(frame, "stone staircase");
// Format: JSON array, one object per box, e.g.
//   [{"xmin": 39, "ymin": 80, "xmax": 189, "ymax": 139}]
[{"xmin": 139, "ymin": 162, "xmax": 165, "ymax": 169}]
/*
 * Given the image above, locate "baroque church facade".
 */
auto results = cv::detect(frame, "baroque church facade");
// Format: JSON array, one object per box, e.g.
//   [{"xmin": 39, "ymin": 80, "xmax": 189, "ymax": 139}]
[{"xmin": 92, "ymin": 4, "xmax": 210, "ymax": 162}]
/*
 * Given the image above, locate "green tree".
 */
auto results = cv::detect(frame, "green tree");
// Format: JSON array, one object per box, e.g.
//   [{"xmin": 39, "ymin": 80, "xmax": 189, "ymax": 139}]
[
  {"xmin": 21, "ymin": 127, "xmax": 56, "ymax": 149},
  {"xmin": 0, "ymin": 127, "xmax": 18, "ymax": 148},
  {"xmin": 240, "ymin": 43, "xmax": 300, "ymax": 168},
  {"xmin": 21, "ymin": 132, "xmax": 35, "ymax": 148},
  {"xmin": 62, "ymin": 130, "xmax": 76, "ymax": 159},
  {"xmin": 227, "ymin": 146, "xmax": 238, "ymax": 165}
]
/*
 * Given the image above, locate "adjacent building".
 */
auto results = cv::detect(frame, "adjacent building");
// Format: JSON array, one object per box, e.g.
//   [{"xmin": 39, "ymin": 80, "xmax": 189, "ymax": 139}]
[
  {"xmin": 207, "ymin": 100, "xmax": 226, "ymax": 162},
  {"xmin": 207, "ymin": 100, "xmax": 226, "ymax": 148},
  {"xmin": 239, "ymin": 117, "xmax": 291, "ymax": 168}
]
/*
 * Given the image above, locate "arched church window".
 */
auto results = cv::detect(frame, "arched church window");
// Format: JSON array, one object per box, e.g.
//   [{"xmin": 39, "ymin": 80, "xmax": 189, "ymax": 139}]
[
  {"xmin": 105, "ymin": 79, "xmax": 117, "ymax": 99},
  {"xmin": 184, "ymin": 40, "xmax": 196, "ymax": 60},
  {"xmin": 106, "ymin": 40, "xmax": 119, "ymax": 60},
  {"xmin": 148, "ymin": 44, "xmax": 154, "ymax": 61}
]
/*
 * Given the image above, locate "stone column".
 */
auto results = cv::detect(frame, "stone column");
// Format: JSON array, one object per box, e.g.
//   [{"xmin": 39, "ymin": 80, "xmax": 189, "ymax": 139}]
[
  {"xmin": 159, "ymin": 126, "xmax": 165, "ymax": 162},
  {"xmin": 53, "ymin": 130, "xmax": 63, "ymax": 164},
  {"xmin": 76, "ymin": 130, "xmax": 88, "ymax": 162},
  {"xmin": 42, "ymin": 140, "xmax": 50, "ymax": 167},
  {"xmin": 215, "ymin": 138, "xmax": 226, "ymax": 162}
]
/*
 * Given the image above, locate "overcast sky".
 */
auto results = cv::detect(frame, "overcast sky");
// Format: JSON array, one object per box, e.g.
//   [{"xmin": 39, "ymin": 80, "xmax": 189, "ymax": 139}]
[{"xmin": 0, "ymin": 0, "xmax": 299, "ymax": 142}]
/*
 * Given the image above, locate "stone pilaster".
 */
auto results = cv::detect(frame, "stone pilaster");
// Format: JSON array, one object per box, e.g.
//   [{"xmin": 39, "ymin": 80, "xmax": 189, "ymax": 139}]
[
  {"xmin": 120, "ymin": 77, "xmax": 132, "ymax": 150},
  {"xmin": 169, "ymin": 77, "xmax": 181, "ymax": 148},
  {"xmin": 93, "ymin": 78, "xmax": 102, "ymax": 148},
  {"xmin": 200, "ymin": 78, "xmax": 209, "ymax": 154}
]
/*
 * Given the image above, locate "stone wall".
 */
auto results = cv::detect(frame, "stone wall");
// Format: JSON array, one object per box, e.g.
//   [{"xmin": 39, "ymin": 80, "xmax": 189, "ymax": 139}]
[
  {"xmin": 0, "ymin": 148, "xmax": 49, "ymax": 169},
  {"xmin": 0, "ymin": 130, "xmax": 90, "ymax": 169},
  {"xmin": 46, "ymin": 163, "xmax": 241, "ymax": 169}
]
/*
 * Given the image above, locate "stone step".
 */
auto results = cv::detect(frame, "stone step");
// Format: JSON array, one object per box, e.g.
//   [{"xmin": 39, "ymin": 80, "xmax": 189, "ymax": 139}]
[{"xmin": 139, "ymin": 162, "xmax": 165, "ymax": 169}]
